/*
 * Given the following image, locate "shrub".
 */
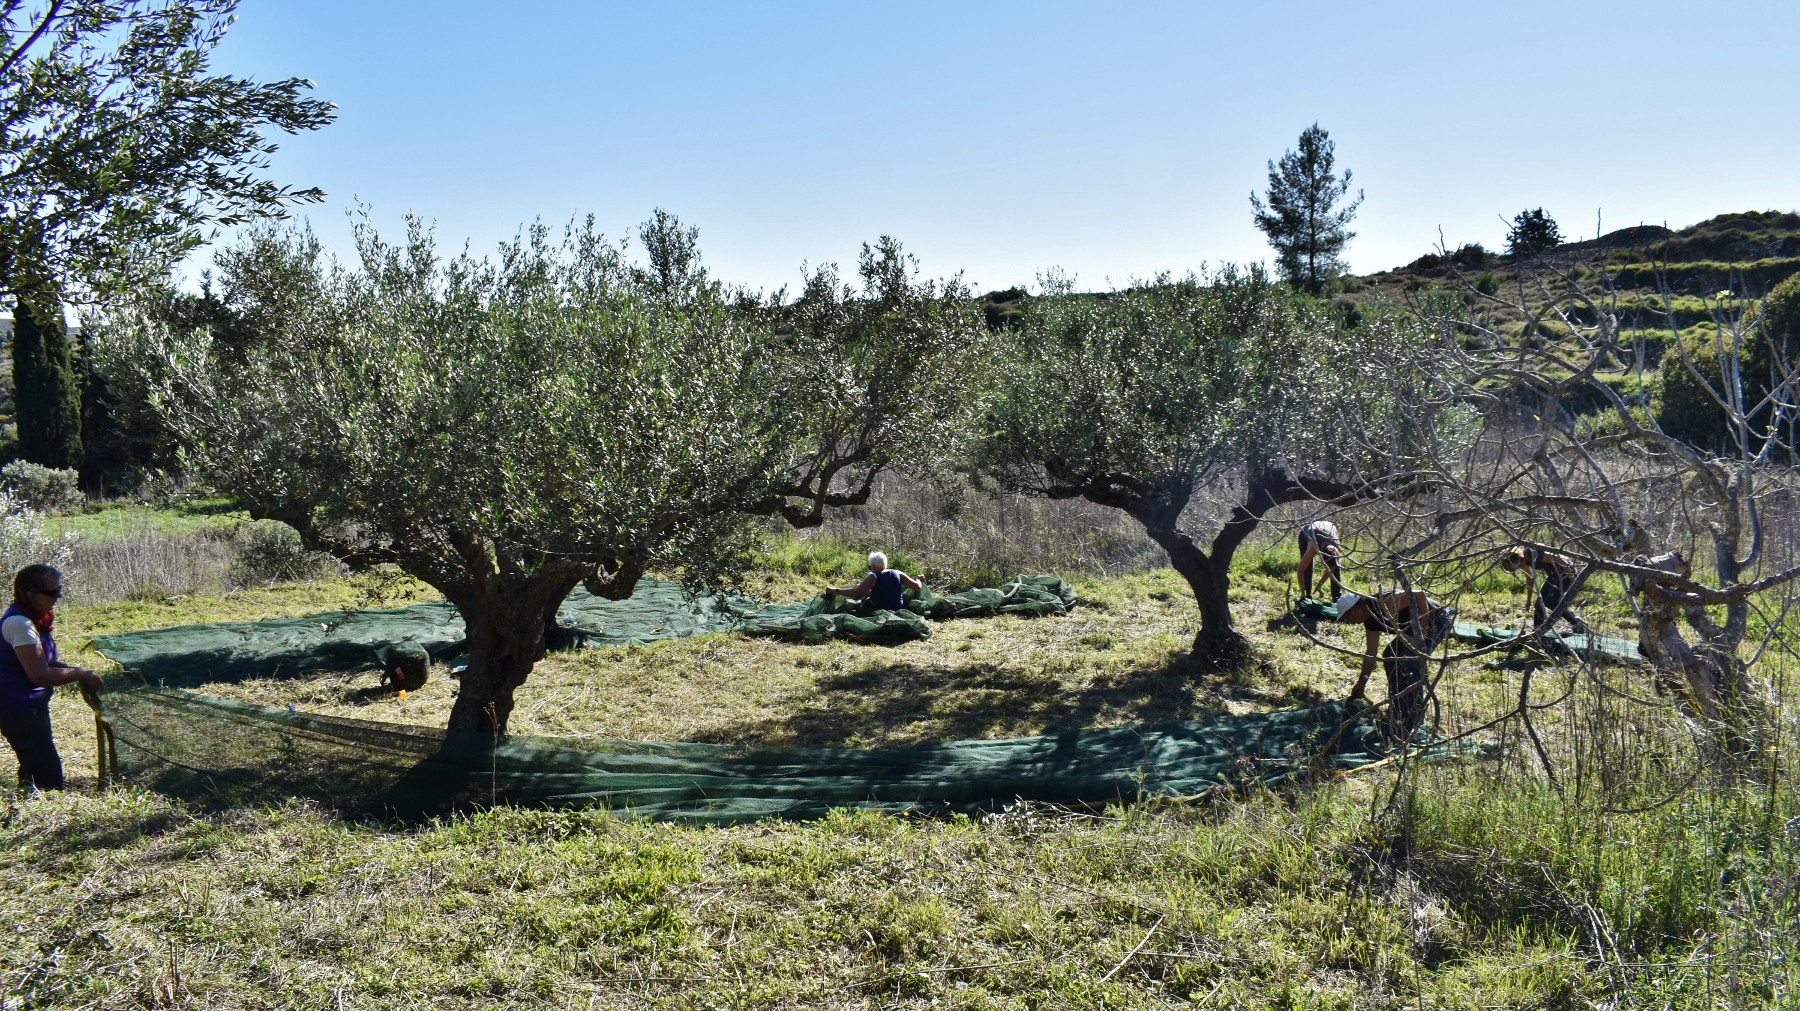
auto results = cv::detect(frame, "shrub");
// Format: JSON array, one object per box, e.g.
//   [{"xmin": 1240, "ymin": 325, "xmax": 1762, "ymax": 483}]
[
  {"xmin": 1743, "ymin": 272, "xmax": 1800, "ymax": 384},
  {"xmin": 1450, "ymin": 243, "xmax": 1491, "ymax": 267},
  {"xmin": 1473, "ymin": 270, "xmax": 1500, "ymax": 296},
  {"xmin": 0, "ymin": 460, "xmax": 83, "ymax": 513},
  {"xmin": 0, "ymin": 490, "xmax": 74, "ymax": 580},
  {"xmin": 1330, "ymin": 294, "xmax": 1363, "ymax": 327},
  {"xmin": 1647, "ymin": 279, "xmax": 1800, "ymax": 453},
  {"xmin": 1653, "ymin": 331, "xmax": 1737, "ymax": 450},
  {"xmin": 128, "ymin": 468, "xmax": 199, "ymax": 508},
  {"xmin": 228, "ymin": 519, "xmax": 340, "ymax": 587}
]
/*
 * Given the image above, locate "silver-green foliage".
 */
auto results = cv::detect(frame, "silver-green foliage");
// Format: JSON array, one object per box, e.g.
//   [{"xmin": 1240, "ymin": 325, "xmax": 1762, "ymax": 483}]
[
  {"xmin": 981, "ymin": 269, "xmax": 1432, "ymax": 505},
  {"xmin": 975, "ymin": 268, "xmax": 1460, "ymax": 653},
  {"xmin": 0, "ymin": 460, "xmax": 82, "ymax": 513},
  {"xmin": 0, "ymin": 0, "xmax": 335, "ymax": 294},
  {"xmin": 97, "ymin": 214, "xmax": 981, "ymax": 728},
  {"xmin": 228, "ymin": 519, "xmax": 339, "ymax": 588}
]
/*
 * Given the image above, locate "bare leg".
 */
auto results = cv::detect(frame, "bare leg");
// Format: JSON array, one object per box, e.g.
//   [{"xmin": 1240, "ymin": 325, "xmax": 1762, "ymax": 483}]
[{"xmin": 1350, "ymin": 628, "xmax": 1379, "ymax": 699}]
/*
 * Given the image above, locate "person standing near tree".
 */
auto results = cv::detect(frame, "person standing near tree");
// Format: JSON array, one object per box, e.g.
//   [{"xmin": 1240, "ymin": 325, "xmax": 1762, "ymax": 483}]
[
  {"xmin": 1296, "ymin": 519, "xmax": 1345, "ymax": 600},
  {"xmin": 0, "ymin": 565, "xmax": 102, "ymax": 791}
]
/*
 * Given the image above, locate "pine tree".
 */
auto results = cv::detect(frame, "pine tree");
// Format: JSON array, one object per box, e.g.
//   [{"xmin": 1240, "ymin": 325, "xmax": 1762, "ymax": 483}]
[
  {"xmin": 1249, "ymin": 124, "xmax": 1363, "ymax": 296},
  {"xmin": 1506, "ymin": 208, "xmax": 1563, "ymax": 257}
]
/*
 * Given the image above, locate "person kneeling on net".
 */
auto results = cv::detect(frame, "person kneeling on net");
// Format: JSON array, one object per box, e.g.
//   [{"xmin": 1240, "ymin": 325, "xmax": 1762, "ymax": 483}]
[
  {"xmin": 1296, "ymin": 519, "xmax": 1345, "ymax": 600},
  {"xmin": 1499, "ymin": 546, "xmax": 1588, "ymax": 635},
  {"xmin": 826, "ymin": 552, "xmax": 923, "ymax": 613},
  {"xmin": 1331, "ymin": 588, "xmax": 1452, "ymax": 702},
  {"xmin": 0, "ymin": 565, "xmax": 104, "ymax": 791}
]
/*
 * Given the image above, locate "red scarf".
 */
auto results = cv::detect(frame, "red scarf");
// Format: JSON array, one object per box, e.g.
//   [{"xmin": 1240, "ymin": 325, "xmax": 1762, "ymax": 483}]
[{"xmin": 16, "ymin": 599, "xmax": 53, "ymax": 638}]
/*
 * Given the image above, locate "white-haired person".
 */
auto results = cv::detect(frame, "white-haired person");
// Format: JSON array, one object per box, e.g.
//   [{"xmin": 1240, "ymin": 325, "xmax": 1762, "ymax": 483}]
[{"xmin": 826, "ymin": 552, "xmax": 923, "ymax": 612}]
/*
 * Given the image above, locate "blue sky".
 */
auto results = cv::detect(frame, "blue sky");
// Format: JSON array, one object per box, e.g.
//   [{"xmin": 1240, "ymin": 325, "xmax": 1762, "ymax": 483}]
[{"xmin": 205, "ymin": 0, "xmax": 1800, "ymax": 294}]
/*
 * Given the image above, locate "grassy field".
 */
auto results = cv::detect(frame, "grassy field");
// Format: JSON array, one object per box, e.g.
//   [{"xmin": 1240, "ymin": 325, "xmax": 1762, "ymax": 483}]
[
  {"xmin": 44, "ymin": 497, "xmax": 247, "ymax": 543},
  {"xmin": 4, "ymin": 532, "xmax": 1793, "ymax": 1009}
]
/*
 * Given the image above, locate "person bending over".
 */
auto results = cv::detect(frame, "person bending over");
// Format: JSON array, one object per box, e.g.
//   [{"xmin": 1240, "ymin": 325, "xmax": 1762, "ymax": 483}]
[
  {"xmin": 0, "ymin": 565, "xmax": 103, "ymax": 791},
  {"xmin": 1331, "ymin": 588, "xmax": 1444, "ymax": 701},
  {"xmin": 826, "ymin": 552, "xmax": 923, "ymax": 613},
  {"xmin": 1500, "ymin": 546, "xmax": 1588, "ymax": 634},
  {"xmin": 1297, "ymin": 520, "xmax": 1345, "ymax": 600}
]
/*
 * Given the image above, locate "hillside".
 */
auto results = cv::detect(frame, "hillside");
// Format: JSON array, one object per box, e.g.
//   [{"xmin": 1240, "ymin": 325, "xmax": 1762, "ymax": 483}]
[{"xmin": 1343, "ymin": 210, "xmax": 1800, "ymax": 354}]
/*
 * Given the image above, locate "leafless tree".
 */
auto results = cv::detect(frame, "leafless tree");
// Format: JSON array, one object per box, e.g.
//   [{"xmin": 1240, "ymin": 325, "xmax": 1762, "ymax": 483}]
[{"xmin": 1317, "ymin": 258, "xmax": 1798, "ymax": 758}]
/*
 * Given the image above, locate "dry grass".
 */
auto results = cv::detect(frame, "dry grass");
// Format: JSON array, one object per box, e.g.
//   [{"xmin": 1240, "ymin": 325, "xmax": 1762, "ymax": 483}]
[
  {"xmin": 116, "ymin": 568, "xmax": 1366, "ymax": 748},
  {"xmin": 64, "ymin": 521, "xmax": 240, "ymax": 603},
  {"xmin": 8, "ymin": 561, "xmax": 1792, "ymax": 1010},
  {"xmin": 798, "ymin": 472, "xmax": 1163, "ymax": 589}
]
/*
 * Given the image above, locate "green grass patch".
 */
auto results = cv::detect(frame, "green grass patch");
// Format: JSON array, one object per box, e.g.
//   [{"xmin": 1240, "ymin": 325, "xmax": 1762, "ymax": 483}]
[{"xmin": 48, "ymin": 496, "xmax": 248, "ymax": 541}]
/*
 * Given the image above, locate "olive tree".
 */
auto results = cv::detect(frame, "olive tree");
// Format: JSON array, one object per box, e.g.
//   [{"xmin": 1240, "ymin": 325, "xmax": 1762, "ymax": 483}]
[
  {"xmin": 98, "ymin": 214, "xmax": 980, "ymax": 734},
  {"xmin": 1, "ymin": 0, "xmax": 334, "ymax": 291},
  {"xmin": 975, "ymin": 268, "xmax": 1452, "ymax": 660}
]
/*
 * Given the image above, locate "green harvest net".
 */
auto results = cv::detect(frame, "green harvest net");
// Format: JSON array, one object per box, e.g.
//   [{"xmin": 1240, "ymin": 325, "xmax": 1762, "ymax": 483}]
[
  {"xmin": 80, "ymin": 577, "xmax": 1418, "ymax": 822},
  {"xmin": 95, "ymin": 687, "xmax": 1387, "ymax": 823},
  {"xmin": 740, "ymin": 575, "xmax": 1078, "ymax": 646},
  {"xmin": 91, "ymin": 576, "xmax": 1080, "ymax": 686},
  {"xmin": 1292, "ymin": 598, "xmax": 1642, "ymax": 664}
]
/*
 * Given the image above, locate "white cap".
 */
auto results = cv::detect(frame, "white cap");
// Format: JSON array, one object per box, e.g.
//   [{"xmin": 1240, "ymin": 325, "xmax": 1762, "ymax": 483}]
[{"xmin": 1333, "ymin": 592, "xmax": 1361, "ymax": 614}]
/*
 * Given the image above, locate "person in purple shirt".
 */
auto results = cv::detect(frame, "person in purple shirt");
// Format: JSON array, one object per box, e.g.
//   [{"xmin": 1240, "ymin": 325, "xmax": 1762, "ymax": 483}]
[
  {"xmin": 825, "ymin": 551, "xmax": 923, "ymax": 613},
  {"xmin": 1, "ymin": 564, "xmax": 103, "ymax": 791}
]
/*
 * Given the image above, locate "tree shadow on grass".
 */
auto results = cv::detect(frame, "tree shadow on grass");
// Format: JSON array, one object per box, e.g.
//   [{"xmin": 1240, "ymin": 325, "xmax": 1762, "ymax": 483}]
[{"xmin": 693, "ymin": 650, "xmax": 1291, "ymax": 750}]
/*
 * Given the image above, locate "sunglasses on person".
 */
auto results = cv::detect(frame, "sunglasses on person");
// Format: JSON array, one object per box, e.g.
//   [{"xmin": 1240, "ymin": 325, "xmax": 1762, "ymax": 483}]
[{"xmin": 32, "ymin": 586, "xmax": 62, "ymax": 600}]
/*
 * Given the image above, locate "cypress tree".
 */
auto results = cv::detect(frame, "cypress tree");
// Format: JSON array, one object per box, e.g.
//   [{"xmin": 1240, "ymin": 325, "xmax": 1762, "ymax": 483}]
[{"xmin": 11, "ymin": 283, "xmax": 84, "ymax": 470}]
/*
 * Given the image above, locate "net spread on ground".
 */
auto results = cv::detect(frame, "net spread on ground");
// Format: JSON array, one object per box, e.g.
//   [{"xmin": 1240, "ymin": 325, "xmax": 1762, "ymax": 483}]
[
  {"xmin": 1291, "ymin": 598, "xmax": 1642, "ymax": 664},
  {"xmin": 86, "ymin": 577, "xmax": 1434, "ymax": 821}
]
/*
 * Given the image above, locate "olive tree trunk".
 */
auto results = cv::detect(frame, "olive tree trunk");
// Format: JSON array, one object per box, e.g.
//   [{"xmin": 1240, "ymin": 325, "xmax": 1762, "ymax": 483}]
[
  {"xmin": 1144, "ymin": 524, "xmax": 1246, "ymax": 661},
  {"xmin": 443, "ymin": 575, "xmax": 582, "ymax": 736}
]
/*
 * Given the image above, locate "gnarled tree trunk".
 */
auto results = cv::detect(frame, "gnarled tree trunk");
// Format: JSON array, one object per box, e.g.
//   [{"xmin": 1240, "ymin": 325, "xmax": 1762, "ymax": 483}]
[
  {"xmin": 444, "ymin": 574, "xmax": 582, "ymax": 736},
  {"xmin": 1632, "ymin": 550, "xmax": 1761, "ymax": 757},
  {"xmin": 1143, "ymin": 523, "xmax": 1246, "ymax": 662}
]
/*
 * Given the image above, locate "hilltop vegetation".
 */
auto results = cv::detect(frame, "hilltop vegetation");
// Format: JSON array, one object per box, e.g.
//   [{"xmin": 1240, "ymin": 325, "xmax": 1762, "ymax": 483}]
[{"xmin": 1346, "ymin": 210, "xmax": 1800, "ymax": 339}]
